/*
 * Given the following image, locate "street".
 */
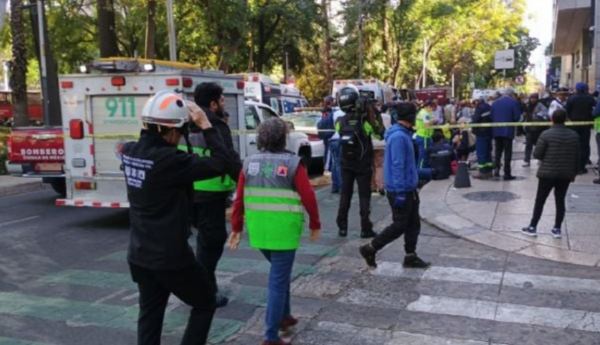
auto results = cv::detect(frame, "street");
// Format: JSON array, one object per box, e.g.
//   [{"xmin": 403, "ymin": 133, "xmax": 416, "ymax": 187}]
[{"xmin": 1, "ymin": 186, "xmax": 600, "ymax": 345}]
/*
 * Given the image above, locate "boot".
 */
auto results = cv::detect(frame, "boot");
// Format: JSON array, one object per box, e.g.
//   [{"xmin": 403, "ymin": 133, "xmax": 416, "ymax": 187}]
[{"xmin": 359, "ymin": 244, "xmax": 377, "ymax": 268}]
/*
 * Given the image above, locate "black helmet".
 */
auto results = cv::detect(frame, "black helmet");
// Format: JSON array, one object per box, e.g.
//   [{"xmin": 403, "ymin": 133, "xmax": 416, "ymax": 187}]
[
  {"xmin": 390, "ymin": 102, "xmax": 417, "ymax": 124},
  {"xmin": 337, "ymin": 85, "xmax": 359, "ymax": 112}
]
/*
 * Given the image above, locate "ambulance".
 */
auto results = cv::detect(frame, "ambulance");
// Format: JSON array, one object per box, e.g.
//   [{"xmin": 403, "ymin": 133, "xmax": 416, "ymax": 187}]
[
  {"xmin": 331, "ymin": 79, "xmax": 396, "ymax": 105},
  {"xmin": 56, "ymin": 59, "xmax": 248, "ymax": 208},
  {"xmin": 236, "ymin": 73, "xmax": 309, "ymax": 115}
]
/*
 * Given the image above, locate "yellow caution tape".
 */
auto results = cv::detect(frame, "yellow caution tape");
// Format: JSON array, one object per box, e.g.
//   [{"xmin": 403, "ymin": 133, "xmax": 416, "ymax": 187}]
[{"xmin": 0, "ymin": 121, "xmax": 596, "ymax": 139}]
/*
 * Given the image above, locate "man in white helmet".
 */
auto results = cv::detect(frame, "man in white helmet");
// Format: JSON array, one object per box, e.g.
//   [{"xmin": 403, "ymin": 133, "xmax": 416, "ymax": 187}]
[{"xmin": 122, "ymin": 91, "xmax": 231, "ymax": 345}]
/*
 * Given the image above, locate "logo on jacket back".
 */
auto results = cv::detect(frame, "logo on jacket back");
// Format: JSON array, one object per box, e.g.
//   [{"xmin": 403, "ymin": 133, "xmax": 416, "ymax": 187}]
[{"xmin": 276, "ymin": 166, "xmax": 288, "ymax": 177}]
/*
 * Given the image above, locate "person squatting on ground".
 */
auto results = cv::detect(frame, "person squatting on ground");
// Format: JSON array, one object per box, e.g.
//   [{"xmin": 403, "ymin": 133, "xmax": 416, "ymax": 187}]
[
  {"xmin": 359, "ymin": 102, "xmax": 431, "ymax": 270},
  {"xmin": 522, "ymin": 109, "xmax": 580, "ymax": 239},
  {"xmin": 491, "ymin": 87, "xmax": 522, "ymax": 180},
  {"xmin": 123, "ymin": 91, "xmax": 232, "ymax": 345},
  {"xmin": 565, "ymin": 82, "xmax": 596, "ymax": 175},
  {"xmin": 414, "ymin": 100, "xmax": 438, "ymax": 169},
  {"xmin": 182, "ymin": 82, "xmax": 243, "ymax": 309},
  {"xmin": 335, "ymin": 85, "xmax": 385, "ymax": 239},
  {"xmin": 472, "ymin": 97, "xmax": 493, "ymax": 179},
  {"xmin": 523, "ymin": 93, "xmax": 550, "ymax": 167},
  {"xmin": 228, "ymin": 118, "xmax": 321, "ymax": 345}
]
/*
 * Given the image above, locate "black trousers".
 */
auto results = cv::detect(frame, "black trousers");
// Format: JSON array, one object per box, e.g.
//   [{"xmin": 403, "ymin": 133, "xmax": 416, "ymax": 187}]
[
  {"xmin": 371, "ymin": 191, "xmax": 421, "ymax": 254},
  {"xmin": 494, "ymin": 137, "xmax": 513, "ymax": 176},
  {"xmin": 571, "ymin": 126, "xmax": 591, "ymax": 172},
  {"xmin": 195, "ymin": 199, "xmax": 228, "ymax": 293},
  {"xmin": 130, "ymin": 263, "xmax": 216, "ymax": 345},
  {"xmin": 530, "ymin": 178, "xmax": 571, "ymax": 229},
  {"xmin": 524, "ymin": 131, "xmax": 541, "ymax": 163},
  {"xmin": 337, "ymin": 166, "xmax": 373, "ymax": 232}
]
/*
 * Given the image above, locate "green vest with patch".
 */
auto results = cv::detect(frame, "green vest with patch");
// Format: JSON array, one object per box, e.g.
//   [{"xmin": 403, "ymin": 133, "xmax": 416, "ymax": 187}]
[
  {"xmin": 243, "ymin": 152, "xmax": 304, "ymax": 250},
  {"xmin": 416, "ymin": 109, "xmax": 433, "ymax": 138},
  {"xmin": 178, "ymin": 133, "xmax": 236, "ymax": 192}
]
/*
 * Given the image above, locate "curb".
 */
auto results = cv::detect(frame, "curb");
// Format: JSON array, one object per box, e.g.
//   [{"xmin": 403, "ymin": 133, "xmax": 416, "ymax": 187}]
[
  {"xmin": 419, "ymin": 178, "xmax": 600, "ymax": 268},
  {"xmin": 0, "ymin": 179, "xmax": 50, "ymax": 198}
]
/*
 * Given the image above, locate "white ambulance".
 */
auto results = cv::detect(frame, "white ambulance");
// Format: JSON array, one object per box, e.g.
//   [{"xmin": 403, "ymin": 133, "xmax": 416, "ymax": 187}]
[
  {"xmin": 331, "ymin": 79, "xmax": 396, "ymax": 105},
  {"xmin": 55, "ymin": 58, "xmax": 309, "ymax": 208},
  {"xmin": 236, "ymin": 73, "xmax": 309, "ymax": 115}
]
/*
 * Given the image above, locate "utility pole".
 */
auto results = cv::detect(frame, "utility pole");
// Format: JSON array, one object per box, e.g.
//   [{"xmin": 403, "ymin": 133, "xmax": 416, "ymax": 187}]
[
  {"xmin": 358, "ymin": 0, "xmax": 363, "ymax": 79},
  {"xmin": 166, "ymin": 0, "xmax": 176, "ymax": 61},
  {"xmin": 285, "ymin": 51, "xmax": 289, "ymax": 84},
  {"xmin": 421, "ymin": 38, "xmax": 427, "ymax": 89}
]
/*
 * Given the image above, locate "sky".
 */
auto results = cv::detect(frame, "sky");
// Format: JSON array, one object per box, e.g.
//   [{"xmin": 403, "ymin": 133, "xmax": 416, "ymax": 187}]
[{"xmin": 330, "ymin": 0, "xmax": 553, "ymax": 85}]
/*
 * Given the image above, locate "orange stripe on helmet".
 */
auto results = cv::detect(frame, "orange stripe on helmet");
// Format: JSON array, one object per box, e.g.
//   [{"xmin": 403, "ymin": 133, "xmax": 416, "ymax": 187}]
[{"xmin": 159, "ymin": 95, "xmax": 182, "ymax": 110}]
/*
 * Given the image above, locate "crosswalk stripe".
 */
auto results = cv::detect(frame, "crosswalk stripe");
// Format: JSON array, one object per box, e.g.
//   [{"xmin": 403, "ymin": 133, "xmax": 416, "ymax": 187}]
[
  {"xmin": 407, "ymin": 295, "xmax": 600, "ymax": 333},
  {"xmin": 373, "ymin": 262, "xmax": 600, "ymax": 294},
  {"xmin": 0, "ymin": 292, "xmax": 244, "ymax": 343}
]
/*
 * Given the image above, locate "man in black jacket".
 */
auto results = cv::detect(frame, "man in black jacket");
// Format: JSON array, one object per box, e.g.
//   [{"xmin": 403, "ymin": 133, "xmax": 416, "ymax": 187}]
[
  {"xmin": 566, "ymin": 82, "xmax": 596, "ymax": 174},
  {"xmin": 522, "ymin": 109, "xmax": 580, "ymax": 239},
  {"xmin": 123, "ymin": 91, "xmax": 230, "ymax": 345},
  {"xmin": 191, "ymin": 82, "xmax": 243, "ymax": 308}
]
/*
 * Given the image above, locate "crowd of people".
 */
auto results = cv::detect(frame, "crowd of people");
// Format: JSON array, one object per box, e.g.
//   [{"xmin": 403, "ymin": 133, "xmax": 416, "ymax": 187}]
[{"xmin": 120, "ymin": 79, "xmax": 600, "ymax": 345}]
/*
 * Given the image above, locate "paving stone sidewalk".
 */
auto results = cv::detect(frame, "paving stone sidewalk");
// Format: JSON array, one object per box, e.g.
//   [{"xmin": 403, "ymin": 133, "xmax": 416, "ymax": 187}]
[{"xmin": 420, "ymin": 138, "xmax": 600, "ymax": 267}]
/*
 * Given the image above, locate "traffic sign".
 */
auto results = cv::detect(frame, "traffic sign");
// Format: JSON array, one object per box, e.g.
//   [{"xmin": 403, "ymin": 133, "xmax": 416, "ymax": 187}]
[
  {"xmin": 515, "ymin": 75, "xmax": 525, "ymax": 85},
  {"xmin": 495, "ymin": 49, "xmax": 515, "ymax": 70}
]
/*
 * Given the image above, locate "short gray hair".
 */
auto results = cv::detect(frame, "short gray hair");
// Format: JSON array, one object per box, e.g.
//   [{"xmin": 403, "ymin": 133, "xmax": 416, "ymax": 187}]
[
  {"xmin": 257, "ymin": 118, "xmax": 288, "ymax": 153},
  {"xmin": 503, "ymin": 87, "xmax": 514, "ymax": 96}
]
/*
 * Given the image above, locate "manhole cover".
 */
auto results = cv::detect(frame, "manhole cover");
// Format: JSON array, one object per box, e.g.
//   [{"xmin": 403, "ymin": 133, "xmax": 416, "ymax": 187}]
[{"xmin": 463, "ymin": 191, "xmax": 520, "ymax": 203}]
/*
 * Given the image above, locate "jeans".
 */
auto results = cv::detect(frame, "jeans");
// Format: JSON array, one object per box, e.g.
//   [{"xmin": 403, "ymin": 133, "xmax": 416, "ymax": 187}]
[
  {"xmin": 494, "ymin": 137, "xmax": 513, "ymax": 176},
  {"xmin": 130, "ymin": 263, "xmax": 216, "ymax": 345},
  {"xmin": 415, "ymin": 136, "xmax": 432, "ymax": 169},
  {"xmin": 337, "ymin": 167, "xmax": 373, "ymax": 232},
  {"xmin": 195, "ymin": 199, "xmax": 228, "ymax": 293},
  {"xmin": 524, "ymin": 131, "xmax": 541, "ymax": 163},
  {"xmin": 371, "ymin": 148, "xmax": 385, "ymax": 191},
  {"xmin": 260, "ymin": 249, "xmax": 296, "ymax": 342},
  {"xmin": 323, "ymin": 139, "xmax": 330, "ymax": 170},
  {"xmin": 571, "ymin": 126, "xmax": 591, "ymax": 171},
  {"xmin": 530, "ymin": 178, "xmax": 571, "ymax": 229},
  {"xmin": 475, "ymin": 136, "xmax": 493, "ymax": 173},
  {"xmin": 371, "ymin": 191, "xmax": 421, "ymax": 254},
  {"xmin": 329, "ymin": 139, "xmax": 342, "ymax": 192}
]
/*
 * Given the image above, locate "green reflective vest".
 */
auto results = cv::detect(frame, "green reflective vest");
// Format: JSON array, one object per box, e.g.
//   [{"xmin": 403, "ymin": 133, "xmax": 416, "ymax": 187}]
[
  {"xmin": 178, "ymin": 133, "xmax": 236, "ymax": 192},
  {"xmin": 595, "ymin": 117, "xmax": 600, "ymax": 133},
  {"xmin": 243, "ymin": 153, "xmax": 304, "ymax": 250},
  {"xmin": 416, "ymin": 109, "xmax": 433, "ymax": 138}
]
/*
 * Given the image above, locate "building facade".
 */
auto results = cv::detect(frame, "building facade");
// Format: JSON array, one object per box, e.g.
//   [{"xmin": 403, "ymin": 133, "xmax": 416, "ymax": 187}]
[{"xmin": 553, "ymin": 0, "xmax": 600, "ymax": 90}]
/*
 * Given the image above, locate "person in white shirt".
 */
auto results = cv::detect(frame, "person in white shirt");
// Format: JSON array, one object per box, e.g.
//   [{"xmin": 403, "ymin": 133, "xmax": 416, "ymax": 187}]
[{"xmin": 548, "ymin": 88, "xmax": 569, "ymax": 118}]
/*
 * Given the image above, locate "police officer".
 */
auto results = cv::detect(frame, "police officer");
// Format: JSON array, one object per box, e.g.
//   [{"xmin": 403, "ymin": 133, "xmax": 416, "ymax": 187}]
[
  {"xmin": 359, "ymin": 102, "xmax": 430, "ymax": 269},
  {"xmin": 335, "ymin": 85, "xmax": 385, "ymax": 238},
  {"xmin": 184, "ymin": 82, "xmax": 242, "ymax": 308},
  {"xmin": 123, "ymin": 91, "xmax": 230, "ymax": 345}
]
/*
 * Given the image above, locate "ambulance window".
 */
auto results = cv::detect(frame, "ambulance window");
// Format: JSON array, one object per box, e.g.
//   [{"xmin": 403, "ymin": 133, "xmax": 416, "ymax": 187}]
[
  {"xmin": 270, "ymin": 98, "xmax": 280, "ymax": 114},
  {"xmin": 245, "ymin": 105, "xmax": 260, "ymax": 130},
  {"xmin": 259, "ymin": 106, "xmax": 278, "ymax": 121}
]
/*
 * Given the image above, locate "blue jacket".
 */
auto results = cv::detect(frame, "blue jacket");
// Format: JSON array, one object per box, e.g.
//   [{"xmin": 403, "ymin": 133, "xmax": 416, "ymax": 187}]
[
  {"xmin": 491, "ymin": 96, "xmax": 522, "ymax": 139},
  {"xmin": 384, "ymin": 124, "xmax": 419, "ymax": 193}
]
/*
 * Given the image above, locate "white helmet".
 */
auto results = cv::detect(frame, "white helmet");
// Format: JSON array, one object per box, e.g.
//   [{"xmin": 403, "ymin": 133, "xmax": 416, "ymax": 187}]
[{"xmin": 141, "ymin": 91, "xmax": 188, "ymax": 128}]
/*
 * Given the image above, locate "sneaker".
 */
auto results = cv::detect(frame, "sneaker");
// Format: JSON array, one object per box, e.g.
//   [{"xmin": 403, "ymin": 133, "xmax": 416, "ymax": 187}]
[
  {"xmin": 360, "ymin": 230, "xmax": 377, "ymax": 239},
  {"xmin": 403, "ymin": 253, "xmax": 431, "ymax": 269},
  {"xmin": 261, "ymin": 339, "xmax": 292, "ymax": 345},
  {"xmin": 521, "ymin": 226, "xmax": 537, "ymax": 237},
  {"xmin": 359, "ymin": 244, "xmax": 377, "ymax": 268},
  {"xmin": 522, "ymin": 161, "xmax": 531, "ymax": 167},
  {"xmin": 503, "ymin": 175, "xmax": 516, "ymax": 181},
  {"xmin": 551, "ymin": 228, "xmax": 562, "ymax": 239},
  {"xmin": 338, "ymin": 229, "xmax": 348, "ymax": 237},
  {"xmin": 280, "ymin": 316, "xmax": 298, "ymax": 332},
  {"xmin": 215, "ymin": 294, "xmax": 229, "ymax": 309},
  {"xmin": 594, "ymin": 178, "xmax": 600, "ymax": 185}
]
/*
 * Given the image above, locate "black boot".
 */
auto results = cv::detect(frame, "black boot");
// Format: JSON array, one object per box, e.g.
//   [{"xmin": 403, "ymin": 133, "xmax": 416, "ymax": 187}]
[
  {"xmin": 403, "ymin": 253, "xmax": 430, "ymax": 269},
  {"xmin": 360, "ymin": 229, "xmax": 377, "ymax": 239},
  {"xmin": 338, "ymin": 228, "xmax": 348, "ymax": 237},
  {"xmin": 359, "ymin": 244, "xmax": 377, "ymax": 268}
]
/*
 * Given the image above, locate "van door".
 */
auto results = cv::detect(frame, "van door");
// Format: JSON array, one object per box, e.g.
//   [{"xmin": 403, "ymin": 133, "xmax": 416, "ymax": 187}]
[{"xmin": 244, "ymin": 104, "xmax": 260, "ymax": 157}]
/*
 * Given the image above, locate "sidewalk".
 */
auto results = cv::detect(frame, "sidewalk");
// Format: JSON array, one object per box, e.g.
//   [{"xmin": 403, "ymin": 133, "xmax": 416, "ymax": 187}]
[
  {"xmin": 420, "ymin": 138, "xmax": 600, "ymax": 267},
  {"xmin": 0, "ymin": 175, "xmax": 49, "ymax": 197}
]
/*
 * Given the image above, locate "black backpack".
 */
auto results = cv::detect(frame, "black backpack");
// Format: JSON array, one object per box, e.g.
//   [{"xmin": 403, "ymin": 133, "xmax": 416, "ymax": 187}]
[{"xmin": 339, "ymin": 114, "xmax": 367, "ymax": 161}]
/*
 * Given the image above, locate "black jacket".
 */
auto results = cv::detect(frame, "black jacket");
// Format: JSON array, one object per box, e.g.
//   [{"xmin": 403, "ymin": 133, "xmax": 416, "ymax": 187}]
[
  {"xmin": 566, "ymin": 93, "xmax": 596, "ymax": 122},
  {"xmin": 534, "ymin": 124, "xmax": 580, "ymax": 180},
  {"xmin": 472, "ymin": 101, "xmax": 492, "ymax": 137},
  {"xmin": 193, "ymin": 107, "xmax": 243, "ymax": 202},
  {"xmin": 124, "ymin": 129, "xmax": 229, "ymax": 270}
]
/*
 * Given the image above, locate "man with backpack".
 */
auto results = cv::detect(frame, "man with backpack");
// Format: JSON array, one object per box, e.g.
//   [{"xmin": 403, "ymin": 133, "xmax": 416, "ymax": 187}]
[
  {"xmin": 318, "ymin": 96, "xmax": 336, "ymax": 169},
  {"xmin": 335, "ymin": 85, "xmax": 385, "ymax": 238}
]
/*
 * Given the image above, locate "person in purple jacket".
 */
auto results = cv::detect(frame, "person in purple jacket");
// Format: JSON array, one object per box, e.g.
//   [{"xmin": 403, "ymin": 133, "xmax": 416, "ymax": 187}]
[{"xmin": 491, "ymin": 87, "xmax": 522, "ymax": 180}]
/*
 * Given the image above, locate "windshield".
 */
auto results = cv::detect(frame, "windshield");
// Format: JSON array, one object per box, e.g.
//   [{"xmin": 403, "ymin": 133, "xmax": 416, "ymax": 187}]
[{"xmin": 286, "ymin": 113, "xmax": 321, "ymax": 128}]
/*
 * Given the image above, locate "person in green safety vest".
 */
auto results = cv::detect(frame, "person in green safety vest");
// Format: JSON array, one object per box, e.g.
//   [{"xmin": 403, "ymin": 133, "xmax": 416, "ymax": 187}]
[
  {"xmin": 179, "ymin": 82, "xmax": 242, "ymax": 309},
  {"xmin": 414, "ymin": 100, "xmax": 438, "ymax": 169},
  {"xmin": 228, "ymin": 118, "xmax": 321, "ymax": 345},
  {"xmin": 592, "ymin": 100, "xmax": 600, "ymax": 184}
]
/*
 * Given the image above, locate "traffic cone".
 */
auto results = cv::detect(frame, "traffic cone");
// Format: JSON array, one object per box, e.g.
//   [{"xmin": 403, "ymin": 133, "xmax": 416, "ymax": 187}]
[{"xmin": 454, "ymin": 161, "xmax": 471, "ymax": 188}]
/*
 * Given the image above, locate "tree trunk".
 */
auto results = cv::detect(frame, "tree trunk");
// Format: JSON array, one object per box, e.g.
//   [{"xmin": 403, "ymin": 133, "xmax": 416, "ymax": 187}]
[
  {"xmin": 9, "ymin": 0, "xmax": 29, "ymax": 127},
  {"xmin": 322, "ymin": 0, "xmax": 332, "ymax": 86},
  {"xmin": 98, "ymin": 0, "xmax": 119, "ymax": 58},
  {"xmin": 382, "ymin": 0, "xmax": 389, "ymax": 60},
  {"xmin": 144, "ymin": 0, "xmax": 157, "ymax": 59}
]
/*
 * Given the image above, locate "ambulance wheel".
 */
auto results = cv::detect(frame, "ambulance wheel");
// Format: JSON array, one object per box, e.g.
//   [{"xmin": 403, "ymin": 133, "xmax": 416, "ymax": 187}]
[{"xmin": 49, "ymin": 178, "xmax": 66, "ymax": 197}]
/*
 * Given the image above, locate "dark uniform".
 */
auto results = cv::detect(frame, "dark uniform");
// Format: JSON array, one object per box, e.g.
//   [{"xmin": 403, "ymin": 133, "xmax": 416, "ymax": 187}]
[{"xmin": 124, "ymin": 127, "xmax": 230, "ymax": 345}]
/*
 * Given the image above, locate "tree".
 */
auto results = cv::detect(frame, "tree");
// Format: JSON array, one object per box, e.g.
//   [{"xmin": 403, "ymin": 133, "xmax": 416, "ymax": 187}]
[
  {"xmin": 98, "ymin": 0, "xmax": 119, "ymax": 57},
  {"xmin": 145, "ymin": 0, "xmax": 157, "ymax": 59},
  {"xmin": 9, "ymin": 0, "xmax": 29, "ymax": 126}
]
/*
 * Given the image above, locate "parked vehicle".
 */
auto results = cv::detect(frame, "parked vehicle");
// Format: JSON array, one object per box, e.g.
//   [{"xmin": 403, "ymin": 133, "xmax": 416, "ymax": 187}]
[
  {"xmin": 284, "ymin": 111, "xmax": 325, "ymax": 171},
  {"xmin": 0, "ymin": 91, "xmax": 44, "ymax": 126},
  {"xmin": 415, "ymin": 85, "xmax": 453, "ymax": 104},
  {"xmin": 332, "ymin": 79, "xmax": 396, "ymax": 104},
  {"xmin": 236, "ymin": 73, "xmax": 310, "ymax": 115}
]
